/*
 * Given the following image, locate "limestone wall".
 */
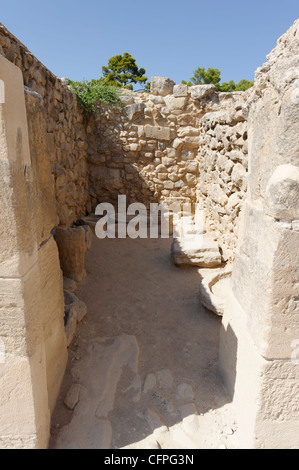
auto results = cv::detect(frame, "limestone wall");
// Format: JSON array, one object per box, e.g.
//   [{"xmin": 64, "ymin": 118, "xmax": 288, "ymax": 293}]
[
  {"xmin": 2, "ymin": 17, "xmax": 298, "ymax": 450},
  {"xmin": 197, "ymin": 94, "xmax": 248, "ymax": 261},
  {"xmin": 0, "ymin": 54, "xmax": 68, "ymax": 448},
  {"xmin": 219, "ymin": 19, "xmax": 299, "ymax": 448},
  {"xmin": 0, "ymin": 23, "xmax": 89, "ymax": 227},
  {"xmin": 25, "ymin": 88, "xmax": 68, "ymax": 414},
  {"xmin": 87, "ymin": 81, "xmax": 248, "ymax": 260},
  {"xmin": 0, "ymin": 22, "xmax": 249, "ymax": 260}
]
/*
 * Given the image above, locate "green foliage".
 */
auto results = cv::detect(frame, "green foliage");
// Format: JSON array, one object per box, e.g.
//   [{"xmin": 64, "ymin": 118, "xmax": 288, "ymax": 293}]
[
  {"xmin": 68, "ymin": 79, "xmax": 122, "ymax": 116},
  {"xmin": 219, "ymin": 79, "xmax": 254, "ymax": 92},
  {"xmin": 219, "ymin": 80, "xmax": 236, "ymax": 92},
  {"xmin": 234, "ymin": 79, "xmax": 254, "ymax": 91},
  {"xmin": 143, "ymin": 81, "xmax": 151, "ymax": 92},
  {"xmin": 182, "ymin": 67, "xmax": 254, "ymax": 92},
  {"xmin": 190, "ymin": 67, "xmax": 221, "ymax": 89},
  {"xmin": 101, "ymin": 52, "xmax": 148, "ymax": 90}
]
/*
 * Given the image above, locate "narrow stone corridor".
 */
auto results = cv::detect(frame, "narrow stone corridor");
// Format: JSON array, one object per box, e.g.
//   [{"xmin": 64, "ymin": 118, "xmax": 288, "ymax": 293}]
[{"xmin": 49, "ymin": 234, "xmax": 238, "ymax": 449}]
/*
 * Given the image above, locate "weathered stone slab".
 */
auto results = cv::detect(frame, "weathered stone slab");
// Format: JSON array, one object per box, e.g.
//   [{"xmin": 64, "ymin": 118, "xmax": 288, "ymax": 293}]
[
  {"xmin": 145, "ymin": 125, "xmax": 171, "ymax": 141},
  {"xmin": 173, "ymin": 84, "xmax": 189, "ymax": 97},
  {"xmin": 190, "ymin": 84, "xmax": 215, "ymax": 100},
  {"xmin": 123, "ymin": 102, "xmax": 145, "ymax": 121},
  {"xmin": 219, "ymin": 19, "xmax": 299, "ymax": 449},
  {"xmin": 171, "ymin": 236, "xmax": 222, "ymax": 267},
  {"xmin": 265, "ymin": 164, "xmax": 299, "ymax": 222},
  {"xmin": 0, "ymin": 55, "xmax": 51, "ymax": 448},
  {"xmin": 150, "ymin": 76, "xmax": 175, "ymax": 96},
  {"xmin": 25, "ymin": 88, "xmax": 57, "ymax": 246},
  {"xmin": 38, "ymin": 236, "xmax": 67, "ymax": 413},
  {"xmin": 199, "ymin": 270, "xmax": 232, "ymax": 316},
  {"xmin": 64, "ymin": 384, "xmax": 81, "ymax": 410},
  {"xmin": 64, "ymin": 290, "xmax": 87, "ymax": 324},
  {"xmin": 164, "ymin": 95, "xmax": 188, "ymax": 111}
]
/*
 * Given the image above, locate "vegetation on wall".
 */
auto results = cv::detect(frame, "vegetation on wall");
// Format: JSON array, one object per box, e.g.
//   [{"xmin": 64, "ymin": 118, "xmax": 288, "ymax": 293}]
[
  {"xmin": 70, "ymin": 58, "xmax": 254, "ymax": 115},
  {"xmin": 68, "ymin": 79, "xmax": 122, "ymax": 116}
]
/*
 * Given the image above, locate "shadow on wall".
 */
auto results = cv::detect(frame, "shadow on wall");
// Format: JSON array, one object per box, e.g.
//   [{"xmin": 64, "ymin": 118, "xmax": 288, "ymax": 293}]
[
  {"xmin": 218, "ymin": 323, "xmax": 238, "ymax": 401},
  {"xmin": 85, "ymin": 92, "xmax": 204, "ymax": 211},
  {"xmin": 86, "ymin": 103, "xmax": 158, "ymax": 210}
]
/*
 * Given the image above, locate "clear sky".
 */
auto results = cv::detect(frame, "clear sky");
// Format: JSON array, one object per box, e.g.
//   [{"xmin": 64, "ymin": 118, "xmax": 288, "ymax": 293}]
[{"xmin": 1, "ymin": 0, "xmax": 298, "ymax": 88}]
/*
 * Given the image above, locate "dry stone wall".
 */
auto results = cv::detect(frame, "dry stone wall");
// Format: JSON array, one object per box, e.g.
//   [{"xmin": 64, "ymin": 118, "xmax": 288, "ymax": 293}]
[
  {"xmin": 0, "ymin": 23, "xmax": 89, "ymax": 227},
  {"xmin": 0, "ymin": 17, "xmax": 298, "ymax": 450},
  {"xmin": 0, "ymin": 22, "xmax": 249, "ymax": 261},
  {"xmin": 197, "ymin": 94, "xmax": 248, "ymax": 261},
  {"xmin": 87, "ymin": 80, "xmax": 248, "ymax": 260}
]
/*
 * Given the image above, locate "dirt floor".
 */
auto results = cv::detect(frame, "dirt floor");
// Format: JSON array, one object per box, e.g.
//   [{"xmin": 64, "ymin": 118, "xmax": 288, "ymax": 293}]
[{"xmin": 49, "ymin": 234, "xmax": 239, "ymax": 449}]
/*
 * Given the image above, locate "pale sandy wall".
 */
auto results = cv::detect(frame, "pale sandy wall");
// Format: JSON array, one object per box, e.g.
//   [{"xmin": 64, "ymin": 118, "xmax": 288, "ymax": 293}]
[
  {"xmin": 219, "ymin": 19, "xmax": 299, "ymax": 448},
  {"xmin": 0, "ymin": 54, "xmax": 61, "ymax": 448}
]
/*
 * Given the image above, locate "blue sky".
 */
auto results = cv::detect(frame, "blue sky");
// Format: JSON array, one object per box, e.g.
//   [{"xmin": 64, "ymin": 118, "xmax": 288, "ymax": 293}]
[{"xmin": 1, "ymin": 0, "xmax": 298, "ymax": 87}]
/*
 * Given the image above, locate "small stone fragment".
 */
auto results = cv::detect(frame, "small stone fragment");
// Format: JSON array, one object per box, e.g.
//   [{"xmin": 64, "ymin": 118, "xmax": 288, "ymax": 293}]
[
  {"xmin": 177, "ymin": 383, "xmax": 194, "ymax": 401},
  {"xmin": 64, "ymin": 383, "xmax": 81, "ymax": 410},
  {"xmin": 143, "ymin": 373, "xmax": 157, "ymax": 394},
  {"xmin": 156, "ymin": 369, "xmax": 174, "ymax": 389},
  {"xmin": 63, "ymin": 277, "xmax": 77, "ymax": 293}
]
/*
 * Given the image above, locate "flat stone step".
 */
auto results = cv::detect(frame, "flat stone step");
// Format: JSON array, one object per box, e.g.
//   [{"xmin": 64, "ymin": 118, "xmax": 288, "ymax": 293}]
[{"xmin": 171, "ymin": 236, "xmax": 222, "ymax": 268}]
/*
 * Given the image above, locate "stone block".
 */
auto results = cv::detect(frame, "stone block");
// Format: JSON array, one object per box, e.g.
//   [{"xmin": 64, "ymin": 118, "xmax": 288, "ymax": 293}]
[
  {"xmin": 122, "ymin": 102, "xmax": 145, "ymax": 121},
  {"xmin": 145, "ymin": 125, "xmax": 171, "ymax": 141},
  {"xmin": 38, "ymin": 236, "xmax": 67, "ymax": 413},
  {"xmin": 265, "ymin": 164, "xmax": 299, "ymax": 222},
  {"xmin": 177, "ymin": 126, "xmax": 200, "ymax": 137},
  {"xmin": 190, "ymin": 84, "xmax": 215, "ymax": 100},
  {"xmin": 231, "ymin": 199, "xmax": 299, "ymax": 360},
  {"xmin": 209, "ymin": 184, "xmax": 228, "ymax": 206},
  {"xmin": 0, "ymin": 57, "xmax": 38, "ymax": 279},
  {"xmin": 231, "ymin": 162, "xmax": 247, "ymax": 191},
  {"xmin": 171, "ymin": 236, "xmax": 222, "ymax": 267},
  {"xmin": 182, "ymin": 136, "xmax": 200, "ymax": 149},
  {"xmin": 55, "ymin": 226, "xmax": 88, "ymax": 282},
  {"xmin": 64, "ymin": 384, "xmax": 81, "ymax": 410},
  {"xmin": 219, "ymin": 293, "xmax": 299, "ymax": 449},
  {"xmin": 173, "ymin": 84, "xmax": 189, "ymax": 97},
  {"xmin": 164, "ymin": 95, "xmax": 188, "ymax": 111},
  {"xmin": 0, "ymin": 56, "xmax": 51, "ymax": 448},
  {"xmin": 150, "ymin": 76, "xmax": 175, "ymax": 96},
  {"xmin": 25, "ymin": 88, "xmax": 57, "ymax": 245},
  {"xmin": 199, "ymin": 270, "xmax": 232, "ymax": 316}
]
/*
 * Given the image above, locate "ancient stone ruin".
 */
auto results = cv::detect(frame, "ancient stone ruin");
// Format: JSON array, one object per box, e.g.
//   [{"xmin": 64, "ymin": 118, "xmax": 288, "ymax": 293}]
[{"xmin": 0, "ymin": 20, "xmax": 298, "ymax": 448}]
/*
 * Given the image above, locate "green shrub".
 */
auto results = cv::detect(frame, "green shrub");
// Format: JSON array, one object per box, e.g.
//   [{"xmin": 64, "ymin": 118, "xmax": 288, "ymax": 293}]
[{"xmin": 68, "ymin": 79, "xmax": 122, "ymax": 116}]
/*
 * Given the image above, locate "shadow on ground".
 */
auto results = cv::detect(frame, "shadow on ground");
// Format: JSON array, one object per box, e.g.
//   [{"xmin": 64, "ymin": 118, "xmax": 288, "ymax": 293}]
[{"xmin": 49, "ymin": 234, "xmax": 237, "ymax": 449}]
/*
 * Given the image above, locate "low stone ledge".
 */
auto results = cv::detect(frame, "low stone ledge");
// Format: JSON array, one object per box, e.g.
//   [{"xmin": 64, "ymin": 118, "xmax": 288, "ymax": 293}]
[
  {"xmin": 199, "ymin": 269, "xmax": 232, "ymax": 316},
  {"xmin": 171, "ymin": 236, "xmax": 222, "ymax": 268}
]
